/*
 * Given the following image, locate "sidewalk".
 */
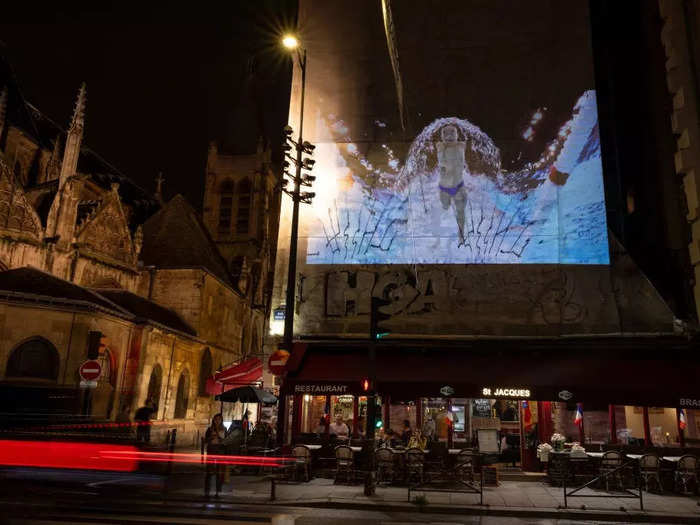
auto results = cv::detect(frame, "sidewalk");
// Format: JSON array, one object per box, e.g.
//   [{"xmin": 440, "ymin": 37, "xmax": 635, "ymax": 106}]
[{"xmin": 171, "ymin": 473, "xmax": 700, "ymax": 523}]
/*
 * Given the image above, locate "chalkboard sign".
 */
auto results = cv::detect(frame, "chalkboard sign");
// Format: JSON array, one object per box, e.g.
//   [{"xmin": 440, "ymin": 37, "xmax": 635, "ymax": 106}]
[{"xmin": 473, "ymin": 399, "xmax": 492, "ymax": 418}]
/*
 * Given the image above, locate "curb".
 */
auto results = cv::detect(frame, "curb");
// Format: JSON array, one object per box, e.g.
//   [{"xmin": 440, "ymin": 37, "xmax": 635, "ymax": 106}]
[{"xmin": 266, "ymin": 498, "xmax": 700, "ymax": 524}]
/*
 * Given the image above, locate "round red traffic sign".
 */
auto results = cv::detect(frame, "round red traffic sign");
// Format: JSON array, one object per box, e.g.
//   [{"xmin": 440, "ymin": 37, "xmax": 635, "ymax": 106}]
[
  {"xmin": 268, "ymin": 349, "xmax": 290, "ymax": 375},
  {"xmin": 79, "ymin": 360, "xmax": 102, "ymax": 381}
]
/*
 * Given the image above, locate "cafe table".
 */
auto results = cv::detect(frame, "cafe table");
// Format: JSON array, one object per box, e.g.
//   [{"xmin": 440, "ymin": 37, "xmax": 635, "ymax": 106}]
[
  {"xmin": 585, "ymin": 451, "xmax": 604, "ymax": 458},
  {"xmin": 626, "ymin": 453, "xmax": 643, "ymax": 460},
  {"xmin": 662, "ymin": 456, "xmax": 682, "ymax": 462},
  {"xmin": 304, "ymin": 444, "xmax": 322, "ymax": 451}
]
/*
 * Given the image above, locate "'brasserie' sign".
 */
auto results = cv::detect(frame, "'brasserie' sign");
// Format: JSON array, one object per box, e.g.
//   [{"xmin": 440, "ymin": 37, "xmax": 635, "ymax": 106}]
[{"xmin": 294, "ymin": 384, "xmax": 349, "ymax": 394}]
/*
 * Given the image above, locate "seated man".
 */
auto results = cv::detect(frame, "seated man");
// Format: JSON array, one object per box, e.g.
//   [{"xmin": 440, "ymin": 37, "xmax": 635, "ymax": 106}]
[{"xmin": 328, "ymin": 414, "xmax": 349, "ymax": 440}]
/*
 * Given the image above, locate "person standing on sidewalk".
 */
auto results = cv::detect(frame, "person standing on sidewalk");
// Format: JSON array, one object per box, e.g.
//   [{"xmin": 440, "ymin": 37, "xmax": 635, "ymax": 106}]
[
  {"xmin": 204, "ymin": 413, "xmax": 227, "ymax": 498},
  {"xmin": 134, "ymin": 399, "xmax": 155, "ymax": 443}
]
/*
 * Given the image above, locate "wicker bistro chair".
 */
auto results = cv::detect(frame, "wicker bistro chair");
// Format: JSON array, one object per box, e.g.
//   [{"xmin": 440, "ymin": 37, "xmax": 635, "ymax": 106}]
[
  {"xmin": 376, "ymin": 447, "xmax": 396, "ymax": 484},
  {"xmin": 289, "ymin": 445, "xmax": 312, "ymax": 482},
  {"xmin": 674, "ymin": 455, "xmax": 699, "ymax": 494},
  {"xmin": 405, "ymin": 447, "xmax": 425, "ymax": 484},
  {"xmin": 639, "ymin": 454, "xmax": 662, "ymax": 493},
  {"xmin": 335, "ymin": 445, "xmax": 355, "ymax": 483},
  {"xmin": 599, "ymin": 451, "xmax": 624, "ymax": 491}
]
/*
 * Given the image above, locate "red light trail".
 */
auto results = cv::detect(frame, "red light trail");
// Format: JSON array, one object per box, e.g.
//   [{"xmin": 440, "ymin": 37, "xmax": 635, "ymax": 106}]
[{"xmin": 0, "ymin": 440, "xmax": 293, "ymax": 471}]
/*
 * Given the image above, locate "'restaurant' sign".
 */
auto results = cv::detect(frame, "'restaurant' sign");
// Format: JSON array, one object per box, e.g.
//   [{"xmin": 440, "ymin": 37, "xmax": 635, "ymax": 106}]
[{"xmin": 294, "ymin": 384, "xmax": 349, "ymax": 394}]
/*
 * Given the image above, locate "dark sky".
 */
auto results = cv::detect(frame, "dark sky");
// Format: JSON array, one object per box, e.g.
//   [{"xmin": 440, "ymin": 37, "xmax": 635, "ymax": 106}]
[{"xmin": 0, "ymin": 0, "xmax": 295, "ymax": 208}]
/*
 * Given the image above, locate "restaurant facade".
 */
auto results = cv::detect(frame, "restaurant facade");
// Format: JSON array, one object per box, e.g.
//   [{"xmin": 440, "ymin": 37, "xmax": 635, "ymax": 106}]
[{"xmin": 265, "ymin": 0, "xmax": 700, "ymax": 471}]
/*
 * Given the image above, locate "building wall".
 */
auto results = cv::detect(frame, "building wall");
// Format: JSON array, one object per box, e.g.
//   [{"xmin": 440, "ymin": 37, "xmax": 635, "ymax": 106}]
[{"xmin": 658, "ymin": 0, "xmax": 700, "ymax": 319}]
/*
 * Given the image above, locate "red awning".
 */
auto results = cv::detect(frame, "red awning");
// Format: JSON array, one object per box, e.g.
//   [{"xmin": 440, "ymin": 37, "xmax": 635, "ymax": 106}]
[{"xmin": 205, "ymin": 357, "xmax": 263, "ymax": 396}]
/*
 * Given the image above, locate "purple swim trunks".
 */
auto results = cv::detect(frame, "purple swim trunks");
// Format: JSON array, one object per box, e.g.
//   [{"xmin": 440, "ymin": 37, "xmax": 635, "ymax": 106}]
[{"xmin": 439, "ymin": 181, "xmax": 464, "ymax": 197}]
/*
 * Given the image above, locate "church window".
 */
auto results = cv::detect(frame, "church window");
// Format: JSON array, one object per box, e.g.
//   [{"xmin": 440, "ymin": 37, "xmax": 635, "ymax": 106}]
[
  {"xmin": 199, "ymin": 348, "xmax": 212, "ymax": 397},
  {"xmin": 236, "ymin": 178, "xmax": 252, "ymax": 234},
  {"xmin": 146, "ymin": 364, "xmax": 163, "ymax": 413},
  {"xmin": 174, "ymin": 370, "xmax": 190, "ymax": 419},
  {"xmin": 6, "ymin": 337, "xmax": 59, "ymax": 380},
  {"xmin": 218, "ymin": 180, "xmax": 234, "ymax": 233}
]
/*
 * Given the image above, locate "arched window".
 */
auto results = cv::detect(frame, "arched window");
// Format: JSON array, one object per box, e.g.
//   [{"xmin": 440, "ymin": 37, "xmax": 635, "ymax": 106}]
[
  {"xmin": 97, "ymin": 349, "xmax": 114, "ymax": 386},
  {"xmin": 218, "ymin": 180, "xmax": 234, "ymax": 233},
  {"xmin": 146, "ymin": 365, "xmax": 163, "ymax": 413},
  {"xmin": 174, "ymin": 370, "xmax": 190, "ymax": 419},
  {"xmin": 236, "ymin": 178, "xmax": 251, "ymax": 234},
  {"xmin": 199, "ymin": 348, "xmax": 212, "ymax": 396},
  {"xmin": 6, "ymin": 338, "xmax": 59, "ymax": 380}
]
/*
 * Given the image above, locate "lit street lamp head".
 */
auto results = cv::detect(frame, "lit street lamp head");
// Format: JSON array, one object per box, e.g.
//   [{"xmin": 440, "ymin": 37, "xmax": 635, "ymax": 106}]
[{"xmin": 282, "ymin": 35, "xmax": 299, "ymax": 50}]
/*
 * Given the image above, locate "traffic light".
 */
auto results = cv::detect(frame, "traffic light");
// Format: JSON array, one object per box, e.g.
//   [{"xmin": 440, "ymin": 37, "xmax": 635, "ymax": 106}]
[
  {"xmin": 87, "ymin": 331, "xmax": 106, "ymax": 359},
  {"xmin": 370, "ymin": 296, "xmax": 392, "ymax": 340}
]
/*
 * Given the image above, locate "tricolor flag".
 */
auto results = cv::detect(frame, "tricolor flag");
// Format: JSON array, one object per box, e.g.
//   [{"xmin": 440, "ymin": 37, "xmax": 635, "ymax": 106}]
[
  {"xmin": 574, "ymin": 404, "xmax": 583, "ymax": 427},
  {"xmin": 522, "ymin": 400, "xmax": 533, "ymax": 431},
  {"xmin": 680, "ymin": 409, "xmax": 687, "ymax": 430}
]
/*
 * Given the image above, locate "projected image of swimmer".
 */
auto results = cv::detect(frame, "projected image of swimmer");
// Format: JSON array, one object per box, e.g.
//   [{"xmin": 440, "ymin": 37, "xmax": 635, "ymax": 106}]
[{"xmin": 436, "ymin": 124, "xmax": 467, "ymax": 243}]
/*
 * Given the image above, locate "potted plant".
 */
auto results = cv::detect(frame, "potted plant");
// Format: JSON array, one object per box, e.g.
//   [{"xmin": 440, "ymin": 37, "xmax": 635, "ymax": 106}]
[{"xmin": 551, "ymin": 433, "xmax": 566, "ymax": 451}]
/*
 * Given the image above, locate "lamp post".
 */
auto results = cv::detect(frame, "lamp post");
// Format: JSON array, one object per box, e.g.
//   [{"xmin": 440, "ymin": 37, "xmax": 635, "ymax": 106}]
[
  {"xmin": 281, "ymin": 34, "xmax": 314, "ymax": 351},
  {"xmin": 276, "ymin": 35, "xmax": 315, "ymax": 446}
]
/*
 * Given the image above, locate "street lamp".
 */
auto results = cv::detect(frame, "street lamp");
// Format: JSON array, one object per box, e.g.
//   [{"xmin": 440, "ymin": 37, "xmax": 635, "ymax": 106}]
[{"xmin": 280, "ymin": 34, "xmax": 312, "ymax": 352}]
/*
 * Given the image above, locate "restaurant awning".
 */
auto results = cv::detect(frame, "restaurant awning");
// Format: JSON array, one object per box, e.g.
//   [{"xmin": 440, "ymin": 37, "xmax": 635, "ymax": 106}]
[
  {"xmin": 205, "ymin": 357, "xmax": 263, "ymax": 396},
  {"xmin": 280, "ymin": 339, "xmax": 700, "ymax": 408}
]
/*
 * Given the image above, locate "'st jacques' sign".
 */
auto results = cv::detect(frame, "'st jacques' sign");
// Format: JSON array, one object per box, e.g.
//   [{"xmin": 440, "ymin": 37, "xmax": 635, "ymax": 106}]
[{"xmin": 482, "ymin": 387, "xmax": 531, "ymax": 398}]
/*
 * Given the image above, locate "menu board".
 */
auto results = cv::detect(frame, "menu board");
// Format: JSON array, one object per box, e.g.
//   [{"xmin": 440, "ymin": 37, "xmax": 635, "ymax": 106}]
[{"xmin": 477, "ymin": 429, "xmax": 500, "ymax": 453}]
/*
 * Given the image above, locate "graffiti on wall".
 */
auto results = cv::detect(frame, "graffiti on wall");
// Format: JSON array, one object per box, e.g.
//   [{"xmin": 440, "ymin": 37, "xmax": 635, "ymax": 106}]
[{"xmin": 316, "ymin": 266, "xmax": 588, "ymax": 327}]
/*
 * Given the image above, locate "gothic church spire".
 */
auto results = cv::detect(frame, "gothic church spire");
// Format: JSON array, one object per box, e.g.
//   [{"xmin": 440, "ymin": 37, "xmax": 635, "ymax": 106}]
[{"xmin": 58, "ymin": 83, "xmax": 86, "ymax": 187}]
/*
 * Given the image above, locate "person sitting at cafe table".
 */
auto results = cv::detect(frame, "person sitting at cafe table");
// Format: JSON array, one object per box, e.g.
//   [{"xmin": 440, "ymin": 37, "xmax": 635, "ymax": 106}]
[
  {"xmin": 313, "ymin": 417, "xmax": 327, "ymax": 435},
  {"xmin": 329, "ymin": 414, "xmax": 349, "ymax": 439},
  {"xmin": 401, "ymin": 419, "xmax": 412, "ymax": 445}
]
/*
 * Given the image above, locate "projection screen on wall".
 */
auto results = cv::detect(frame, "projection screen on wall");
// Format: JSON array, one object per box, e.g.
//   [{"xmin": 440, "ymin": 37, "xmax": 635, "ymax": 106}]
[{"xmin": 295, "ymin": 0, "xmax": 609, "ymax": 265}]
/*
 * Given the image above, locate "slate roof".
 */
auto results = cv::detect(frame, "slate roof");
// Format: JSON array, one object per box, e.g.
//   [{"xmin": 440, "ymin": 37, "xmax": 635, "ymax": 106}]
[
  {"xmin": 140, "ymin": 194, "xmax": 234, "ymax": 287},
  {"xmin": 0, "ymin": 267, "xmax": 197, "ymax": 336},
  {"xmin": 97, "ymin": 289, "xmax": 196, "ymax": 336},
  {"xmin": 0, "ymin": 267, "xmax": 128, "ymax": 314}
]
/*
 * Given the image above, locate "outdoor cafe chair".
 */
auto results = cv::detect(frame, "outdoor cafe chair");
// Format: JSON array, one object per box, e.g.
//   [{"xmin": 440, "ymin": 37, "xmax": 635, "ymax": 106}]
[
  {"xmin": 674, "ymin": 455, "xmax": 699, "ymax": 495},
  {"xmin": 405, "ymin": 447, "xmax": 425, "ymax": 484},
  {"xmin": 639, "ymin": 453, "xmax": 662, "ymax": 493},
  {"xmin": 375, "ymin": 447, "xmax": 395, "ymax": 484},
  {"xmin": 334, "ymin": 445, "xmax": 354, "ymax": 483},
  {"xmin": 599, "ymin": 451, "xmax": 624, "ymax": 491},
  {"xmin": 290, "ymin": 445, "xmax": 312, "ymax": 482}
]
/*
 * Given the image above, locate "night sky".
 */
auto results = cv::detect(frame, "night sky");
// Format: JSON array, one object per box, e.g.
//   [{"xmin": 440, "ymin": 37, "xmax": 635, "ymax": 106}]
[{"xmin": 0, "ymin": 0, "xmax": 295, "ymax": 208}]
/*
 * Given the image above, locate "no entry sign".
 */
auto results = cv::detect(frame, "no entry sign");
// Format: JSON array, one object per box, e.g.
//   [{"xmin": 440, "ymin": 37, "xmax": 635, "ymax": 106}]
[
  {"xmin": 79, "ymin": 360, "xmax": 102, "ymax": 381},
  {"xmin": 268, "ymin": 349, "xmax": 290, "ymax": 376}
]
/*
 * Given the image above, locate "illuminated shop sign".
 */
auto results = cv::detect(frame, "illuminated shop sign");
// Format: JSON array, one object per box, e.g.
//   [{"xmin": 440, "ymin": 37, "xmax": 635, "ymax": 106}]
[
  {"xmin": 482, "ymin": 387, "xmax": 531, "ymax": 398},
  {"xmin": 680, "ymin": 398, "xmax": 700, "ymax": 407},
  {"xmin": 294, "ymin": 384, "xmax": 349, "ymax": 394}
]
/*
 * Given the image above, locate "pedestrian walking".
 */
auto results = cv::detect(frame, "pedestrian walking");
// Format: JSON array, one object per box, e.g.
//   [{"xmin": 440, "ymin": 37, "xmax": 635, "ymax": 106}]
[{"xmin": 204, "ymin": 413, "xmax": 227, "ymax": 498}]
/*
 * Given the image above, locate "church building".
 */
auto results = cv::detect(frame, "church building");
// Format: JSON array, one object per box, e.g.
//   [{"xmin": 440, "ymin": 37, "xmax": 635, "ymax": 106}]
[{"xmin": 0, "ymin": 54, "xmax": 279, "ymax": 444}]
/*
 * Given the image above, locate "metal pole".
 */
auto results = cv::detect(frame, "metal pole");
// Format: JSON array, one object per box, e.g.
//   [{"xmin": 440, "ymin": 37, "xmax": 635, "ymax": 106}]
[
  {"xmin": 283, "ymin": 48, "xmax": 307, "ymax": 350},
  {"xmin": 364, "ymin": 342, "xmax": 377, "ymax": 496}
]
